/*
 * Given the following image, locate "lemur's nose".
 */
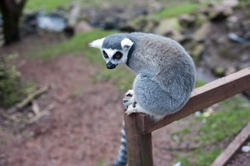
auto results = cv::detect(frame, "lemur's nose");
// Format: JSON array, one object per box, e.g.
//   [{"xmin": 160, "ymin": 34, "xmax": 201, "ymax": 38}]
[{"xmin": 106, "ymin": 61, "xmax": 117, "ymax": 69}]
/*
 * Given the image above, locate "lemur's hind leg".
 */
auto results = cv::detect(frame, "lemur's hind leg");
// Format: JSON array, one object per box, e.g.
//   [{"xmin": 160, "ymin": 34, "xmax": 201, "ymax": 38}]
[
  {"xmin": 125, "ymin": 102, "xmax": 162, "ymax": 121},
  {"xmin": 123, "ymin": 89, "xmax": 135, "ymax": 109},
  {"xmin": 125, "ymin": 102, "xmax": 143, "ymax": 115}
]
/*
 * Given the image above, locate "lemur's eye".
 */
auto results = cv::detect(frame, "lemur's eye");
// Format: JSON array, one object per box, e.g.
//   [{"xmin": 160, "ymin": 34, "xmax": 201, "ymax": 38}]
[
  {"xmin": 113, "ymin": 51, "xmax": 123, "ymax": 60},
  {"xmin": 103, "ymin": 51, "xmax": 109, "ymax": 59}
]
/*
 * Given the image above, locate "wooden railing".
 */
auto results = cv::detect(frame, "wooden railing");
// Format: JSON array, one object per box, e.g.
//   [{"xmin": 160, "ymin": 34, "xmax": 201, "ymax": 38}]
[{"xmin": 124, "ymin": 67, "xmax": 250, "ymax": 166}]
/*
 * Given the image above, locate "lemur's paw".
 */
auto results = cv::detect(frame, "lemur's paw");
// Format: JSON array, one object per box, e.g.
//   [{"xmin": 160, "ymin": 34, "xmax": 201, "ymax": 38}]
[
  {"xmin": 125, "ymin": 89, "xmax": 134, "ymax": 97},
  {"xmin": 123, "ymin": 89, "xmax": 135, "ymax": 109},
  {"xmin": 125, "ymin": 102, "xmax": 138, "ymax": 115}
]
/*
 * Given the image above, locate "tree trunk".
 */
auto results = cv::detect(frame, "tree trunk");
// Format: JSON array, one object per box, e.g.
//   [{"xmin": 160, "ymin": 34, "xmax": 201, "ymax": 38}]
[
  {"xmin": 0, "ymin": 0, "xmax": 26, "ymax": 45},
  {"xmin": 2, "ymin": 11, "xmax": 21, "ymax": 45}
]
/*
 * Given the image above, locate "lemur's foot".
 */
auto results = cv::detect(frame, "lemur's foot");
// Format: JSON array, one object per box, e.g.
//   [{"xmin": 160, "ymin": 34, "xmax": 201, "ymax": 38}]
[
  {"xmin": 125, "ymin": 102, "xmax": 146, "ymax": 115},
  {"xmin": 125, "ymin": 89, "xmax": 134, "ymax": 97},
  {"xmin": 123, "ymin": 89, "xmax": 134, "ymax": 109}
]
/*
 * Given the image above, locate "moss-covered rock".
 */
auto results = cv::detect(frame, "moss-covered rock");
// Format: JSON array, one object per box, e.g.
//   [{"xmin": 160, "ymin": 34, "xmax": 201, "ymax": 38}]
[
  {"xmin": 120, "ymin": 16, "xmax": 159, "ymax": 33},
  {"xmin": 193, "ymin": 23, "xmax": 211, "ymax": 42},
  {"xmin": 155, "ymin": 17, "xmax": 185, "ymax": 41},
  {"xmin": 211, "ymin": 67, "xmax": 226, "ymax": 77},
  {"xmin": 179, "ymin": 14, "xmax": 196, "ymax": 28},
  {"xmin": 191, "ymin": 43, "xmax": 205, "ymax": 61},
  {"xmin": 208, "ymin": 6, "xmax": 233, "ymax": 22}
]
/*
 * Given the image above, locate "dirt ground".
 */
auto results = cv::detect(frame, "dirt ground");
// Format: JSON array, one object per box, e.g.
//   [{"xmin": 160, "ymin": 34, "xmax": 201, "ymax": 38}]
[{"xmin": 0, "ymin": 35, "xmax": 196, "ymax": 166}]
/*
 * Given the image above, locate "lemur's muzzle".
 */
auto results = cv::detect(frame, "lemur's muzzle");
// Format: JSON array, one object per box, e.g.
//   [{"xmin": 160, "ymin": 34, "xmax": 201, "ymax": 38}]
[{"xmin": 106, "ymin": 61, "xmax": 117, "ymax": 69}]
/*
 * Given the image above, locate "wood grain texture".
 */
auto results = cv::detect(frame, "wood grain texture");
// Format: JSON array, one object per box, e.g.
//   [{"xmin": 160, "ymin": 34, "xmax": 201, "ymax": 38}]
[
  {"xmin": 132, "ymin": 67, "xmax": 250, "ymax": 134},
  {"xmin": 124, "ymin": 113, "xmax": 153, "ymax": 166},
  {"xmin": 211, "ymin": 122, "xmax": 250, "ymax": 166}
]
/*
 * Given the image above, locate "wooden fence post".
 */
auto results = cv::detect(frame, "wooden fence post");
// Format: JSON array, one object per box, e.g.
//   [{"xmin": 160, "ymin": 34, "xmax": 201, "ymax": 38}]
[{"xmin": 124, "ymin": 113, "xmax": 153, "ymax": 166}]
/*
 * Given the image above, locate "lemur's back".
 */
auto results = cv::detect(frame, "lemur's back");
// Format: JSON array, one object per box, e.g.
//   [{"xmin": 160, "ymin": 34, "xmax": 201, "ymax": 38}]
[{"xmin": 126, "ymin": 32, "xmax": 196, "ymax": 119}]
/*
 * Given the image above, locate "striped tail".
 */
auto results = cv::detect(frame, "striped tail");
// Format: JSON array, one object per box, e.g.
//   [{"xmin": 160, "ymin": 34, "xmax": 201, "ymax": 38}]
[{"xmin": 113, "ymin": 122, "xmax": 127, "ymax": 166}]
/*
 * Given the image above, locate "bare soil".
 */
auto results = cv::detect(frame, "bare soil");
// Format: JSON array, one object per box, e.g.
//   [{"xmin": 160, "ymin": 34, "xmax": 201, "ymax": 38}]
[{"xmin": 0, "ymin": 35, "xmax": 197, "ymax": 166}]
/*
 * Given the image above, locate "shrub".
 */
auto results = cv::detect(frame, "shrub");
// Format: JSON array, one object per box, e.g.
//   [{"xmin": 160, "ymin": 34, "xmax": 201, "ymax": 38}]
[{"xmin": 0, "ymin": 56, "xmax": 24, "ymax": 107}]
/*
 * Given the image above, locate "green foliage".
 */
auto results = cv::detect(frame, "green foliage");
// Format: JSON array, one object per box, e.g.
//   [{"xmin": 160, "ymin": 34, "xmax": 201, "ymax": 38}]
[
  {"xmin": 197, "ymin": 96, "xmax": 250, "ymax": 144},
  {"xmin": 173, "ymin": 96, "xmax": 250, "ymax": 166},
  {"xmin": 195, "ymin": 80, "xmax": 206, "ymax": 87},
  {"xmin": 155, "ymin": 3, "xmax": 199, "ymax": 19},
  {"xmin": 25, "ymin": 0, "xmax": 70, "ymax": 11},
  {"xmin": 0, "ymin": 57, "xmax": 24, "ymax": 107}
]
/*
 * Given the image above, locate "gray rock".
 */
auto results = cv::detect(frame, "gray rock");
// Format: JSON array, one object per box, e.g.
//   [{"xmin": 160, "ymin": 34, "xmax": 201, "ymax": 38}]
[
  {"xmin": 191, "ymin": 43, "xmax": 205, "ymax": 61},
  {"xmin": 226, "ymin": 15, "xmax": 239, "ymax": 30},
  {"xmin": 75, "ymin": 21, "xmax": 92, "ymax": 33},
  {"xmin": 121, "ymin": 16, "xmax": 159, "ymax": 32},
  {"xmin": 179, "ymin": 14, "xmax": 195, "ymax": 28},
  {"xmin": 208, "ymin": 6, "xmax": 233, "ymax": 22},
  {"xmin": 211, "ymin": 67, "xmax": 226, "ymax": 77},
  {"xmin": 156, "ymin": 18, "xmax": 181, "ymax": 35},
  {"xmin": 193, "ymin": 23, "xmax": 211, "ymax": 42},
  {"xmin": 83, "ymin": 5, "xmax": 148, "ymax": 30}
]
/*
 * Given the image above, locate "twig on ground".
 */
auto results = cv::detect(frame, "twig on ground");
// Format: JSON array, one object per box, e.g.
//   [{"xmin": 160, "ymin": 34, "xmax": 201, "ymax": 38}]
[
  {"xmin": 28, "ymin": 103, "xmax": 54, "ymax": 124},
  {"xmin": 16, "ymin": 86, "xmax": 49, "ymax": 109}
]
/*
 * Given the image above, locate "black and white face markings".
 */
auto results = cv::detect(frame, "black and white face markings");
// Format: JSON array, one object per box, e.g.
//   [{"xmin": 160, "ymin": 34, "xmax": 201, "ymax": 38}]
[
  {"xmin": 89, "ymin": 36, "xmax": 134, "ymax": 69},
  {"xmin": 102, "ymin": 49, "xmax": 124, "ymax": 69},
  {"xmin": 112, "ymin": 51, "xmax": 123, "ymax": 60}
]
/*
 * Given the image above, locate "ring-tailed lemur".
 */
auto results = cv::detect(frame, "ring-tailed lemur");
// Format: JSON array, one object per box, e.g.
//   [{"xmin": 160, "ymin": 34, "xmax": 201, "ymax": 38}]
[{"xmin": 89, "ymin": 32, "xmax": 196, "ymax": 166}]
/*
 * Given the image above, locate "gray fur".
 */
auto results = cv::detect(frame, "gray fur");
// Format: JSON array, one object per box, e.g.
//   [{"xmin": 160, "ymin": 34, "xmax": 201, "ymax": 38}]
[
  {"xmin": 96, "ymin": 32, "xmax": 196, "ymax": 120},
  {"xmin": 103, "ymin": 34, "xmax": 127, "ymax": 50},
  {"xmin": 126, "ymin": 33, "xmax": 196, "ymax": 118},
  {"xmin": 92, "ymin": 32, "xmax": 196, "ymax": 166}
]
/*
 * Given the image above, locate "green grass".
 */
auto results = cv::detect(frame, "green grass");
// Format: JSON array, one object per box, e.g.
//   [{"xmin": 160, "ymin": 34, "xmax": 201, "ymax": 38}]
[
  {"xmin": 25, "ymin": 0, "xmax": 71, "ymax": 12},
  {"xmin": 28, "ymin": 29, "xmax": 115, "ymax": 60},
  {"xmin": 175, "ymin": 147, "xmax": 222, "ymax": 166},
  {"xmin": 155, "ymin": 3, "xmax": 199, "ymax": 19},
  {"xmin": 27, "ymin": 29, "xmax": 134, "ymax": 91},
  {"xmin": 172, "ymin": 96, "xmax": 250, "ymax": 166},
  {"xmin": 239, "ymin": 0, "xmax": 250, "ymax": 5},
  {"xmin": 195, "ymin": 80, "xmax": 206, "ymax": 88},
  {"xmin": 93, "ymin": 66, "xmax": 135, "ymax": 91},
  {"xmin": 197, "ymin": 96, "xmax": 250, "ymax": 144},
  {"xmin": 95, "ymin": 160, "xmax": 103, "ymax": 166}
]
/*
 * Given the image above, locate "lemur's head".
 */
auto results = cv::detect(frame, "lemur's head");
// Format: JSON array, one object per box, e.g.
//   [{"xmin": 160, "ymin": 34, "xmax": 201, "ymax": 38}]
[{"xmin": 89, "ymin": 34, "xmax": 134, "ymax": 69}]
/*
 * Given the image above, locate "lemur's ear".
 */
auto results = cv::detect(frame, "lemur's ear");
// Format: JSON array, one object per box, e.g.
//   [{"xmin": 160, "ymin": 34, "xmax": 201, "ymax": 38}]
[
  {"xmin": 121, "ymin": 38, "xmax": 133, "ymax": 50},
  {"xmin": 89, "ymin": 38, "xmax": 104, "ymax": 49}
]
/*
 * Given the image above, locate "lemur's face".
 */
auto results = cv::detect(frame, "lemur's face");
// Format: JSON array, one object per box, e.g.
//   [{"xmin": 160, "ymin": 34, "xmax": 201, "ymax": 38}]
[{"xmin": 89, "ymin": 37, "xmax": 134, "ymax": 69}]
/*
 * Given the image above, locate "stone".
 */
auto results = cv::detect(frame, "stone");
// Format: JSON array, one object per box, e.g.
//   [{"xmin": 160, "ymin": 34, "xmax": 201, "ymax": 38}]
[
  {"xmin": 211, "ymin": 67, "xmax": 226, "ymax": 77},
  {"xmin": 221, "ymin": 0, "xmax": 238, "ymax": 8},
  {"xmin": 242, "ymin": 20, "xmax": 250, "ymax": 33},
  {"xmin": 155, "ymin": 18, "xmax": 185, "ymax": 42},
  {"xmin": 193, "ymin": 23, "xmax": 211, "ymax": 42},
  {"xmin": 226, "ymin": 15, "xmax": 239, "ymax": 30},
  {"xmin": 191, "ymin": 43, "xmax": 205, "ymax": 61},
  {"xmin": 156, "ymin": 18, "xmax": 181, "ymax": 35},
  {"xmin": 195, "ymin": 14, "xmax": 207, "ymax": 28},
  {"xmin": 208, "ymin": 6, "xmax": 233, "ymax": 22},
  {"xmin": 75, "ymin": 21, "xmax": 92, "ymax": 33},
  {"xmin": 179, "ymin": 14, "xmax": 195, "ymax": 28},
  {"xmin": 121, "ymin": 16, "xmax": 159, "ymax": 33}
]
